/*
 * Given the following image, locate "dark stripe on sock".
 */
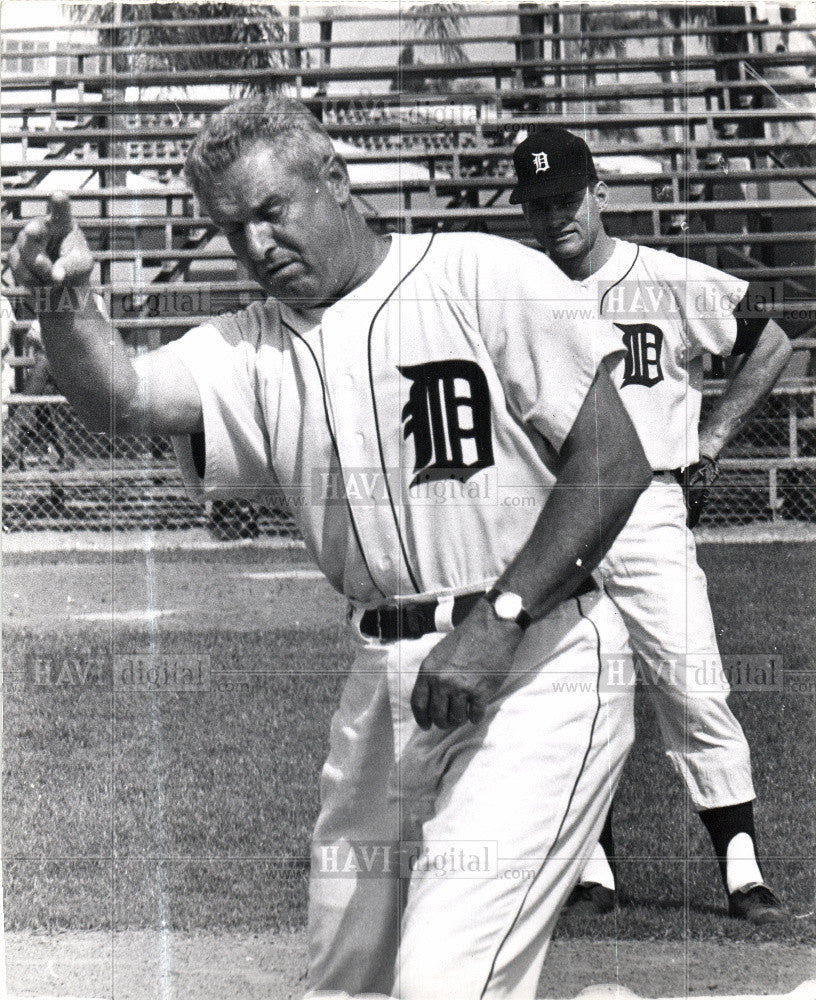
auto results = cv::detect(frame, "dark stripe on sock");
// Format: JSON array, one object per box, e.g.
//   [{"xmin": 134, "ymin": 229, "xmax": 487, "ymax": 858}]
[{"xmin": 699, "ymin": 800, "xmax": 758, "ymax": 889}]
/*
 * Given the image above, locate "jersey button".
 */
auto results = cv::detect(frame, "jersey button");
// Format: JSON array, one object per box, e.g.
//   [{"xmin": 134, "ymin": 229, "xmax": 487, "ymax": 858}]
[
  {"xmin": 380, "ymin": 556, "xmax": 393, "ymax": 571},
  {"xmin": 355, "ymin": 432, "xmax": 365, "ymax": 445}
]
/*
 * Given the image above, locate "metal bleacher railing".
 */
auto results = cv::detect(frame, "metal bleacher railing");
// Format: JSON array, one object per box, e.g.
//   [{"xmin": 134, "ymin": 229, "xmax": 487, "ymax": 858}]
[{"xmin": 2, "ymin": 4, "xmax": 815, "ymax": 537}]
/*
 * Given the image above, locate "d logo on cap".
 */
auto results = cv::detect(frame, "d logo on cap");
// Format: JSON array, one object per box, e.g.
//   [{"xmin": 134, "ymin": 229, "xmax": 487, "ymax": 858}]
[
  {"xmin": 509, "ymin": 127, "xmax": 598, "ymax": 204},
  {"xmin": 532, "ymin": 152, "xmax": 550, "ymax": 174}
]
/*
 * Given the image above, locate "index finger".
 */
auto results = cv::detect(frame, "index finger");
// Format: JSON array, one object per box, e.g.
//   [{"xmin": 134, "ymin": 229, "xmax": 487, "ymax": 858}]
[{"xmin": 46, "ymin": 192, "xmax": 74, "ymax": 249}]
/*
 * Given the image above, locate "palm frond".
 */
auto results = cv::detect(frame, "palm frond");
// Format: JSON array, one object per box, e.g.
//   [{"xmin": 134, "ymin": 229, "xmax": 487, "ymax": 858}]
[
  {"xmin": 66, "ymin": 2, "xmax": 286, "ymax": 93},
  {"xmin": 408, "ymin": 3, "xmax": 469, "ymax": 65}
]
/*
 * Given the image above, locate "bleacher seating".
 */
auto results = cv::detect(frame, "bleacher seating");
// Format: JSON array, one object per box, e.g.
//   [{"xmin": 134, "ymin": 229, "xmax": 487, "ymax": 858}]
[{"xmin": 2, "ymin": 4, "xmax": 815, "ymax": 533}]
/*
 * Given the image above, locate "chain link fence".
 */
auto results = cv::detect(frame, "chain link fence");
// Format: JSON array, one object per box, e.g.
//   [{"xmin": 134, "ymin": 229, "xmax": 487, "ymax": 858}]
[
  {"xmin": 3, "ymin": 380, "xmax": 814, "ymax": 538},
  {"xmin": 1, "ymin": 384, "xmax": 298, "ymax": 539},
  {"xmin": 700, "ymin": 381, "xmax": 816, "ymax": 526}
]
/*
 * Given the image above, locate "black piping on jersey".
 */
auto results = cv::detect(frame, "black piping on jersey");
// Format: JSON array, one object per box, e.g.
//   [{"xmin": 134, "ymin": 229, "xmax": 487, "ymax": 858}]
[
  {"xmin": 478, "ymin": 594, "xmax": 607, "ymax": 999},
  {"xmin": 598, "ymin": 243, "xmax": 640, "ymax": 317},
  {"xmin": 366, "ymin": 230, "xmax": 437, "ymax": 595},
  {"xmin": 282, "ymin": 318, "xmax": 390, "ymax": 602}
]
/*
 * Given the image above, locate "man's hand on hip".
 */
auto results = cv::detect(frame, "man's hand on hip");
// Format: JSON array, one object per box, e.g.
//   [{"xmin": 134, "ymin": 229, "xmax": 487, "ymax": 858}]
[{"xmin": 410, "ymin": 599, "xmax": 525, "ymax": 731}]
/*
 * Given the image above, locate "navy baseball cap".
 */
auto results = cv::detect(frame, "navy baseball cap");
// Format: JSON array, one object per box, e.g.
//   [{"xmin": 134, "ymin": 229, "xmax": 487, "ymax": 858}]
[{"xmin": 509, "ymin": 127, "xmax": 598, "ymax": 204}]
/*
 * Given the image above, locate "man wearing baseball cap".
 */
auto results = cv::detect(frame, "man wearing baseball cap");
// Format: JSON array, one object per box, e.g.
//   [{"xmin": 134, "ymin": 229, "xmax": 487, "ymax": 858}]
[
  {"xmin": 511, "ymin": 125, "xmax": 791, "ymax": 924},
  {"xmin": 510, "ymin": 127, "xmax": 600, "ymax": 205},
  {"xmin": 510, "ymin": 128, "xmax": 613, "ymax": 279}
]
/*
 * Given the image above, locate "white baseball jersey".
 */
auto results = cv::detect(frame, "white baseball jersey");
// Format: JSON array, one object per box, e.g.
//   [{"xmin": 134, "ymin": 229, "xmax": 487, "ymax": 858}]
[
  {"xmin": 1, "ymin": 295, "xmax": 15, "ymax": 416},
  {"xmin": 157, "ymin": 231, "xmax": 624, "ymax": 605},
  {"xmin": 574, "ymin": 239, "xmax": 748, "ymax": 470},
  {"xmin": 569, "ymin": 239, "xmax": 756, "ymax": 816},
  {"xmin": 150, "ymin": 230, "xmax": 636, "ymax": 997}
]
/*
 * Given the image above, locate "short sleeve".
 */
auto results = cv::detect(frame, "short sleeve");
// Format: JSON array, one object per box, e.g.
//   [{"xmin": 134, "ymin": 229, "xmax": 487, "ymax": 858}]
[
  {"xmin": 1, "ymin": 296, "xmax": 13, "ymax": 354},
  {"xmin": 465, "ymin": 236, "xmax": 626, "ymax": 451},
  {"xmin": 137, "ymin": 323, "xmax": 278, "ymax": 500},
  {"xmin": 673, "ymin": 255, "xmax": 749, "ymax": 358}
]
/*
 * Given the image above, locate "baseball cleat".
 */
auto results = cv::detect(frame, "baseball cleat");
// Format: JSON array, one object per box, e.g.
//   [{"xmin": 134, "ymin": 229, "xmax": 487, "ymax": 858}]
[
  {"xmin": 565, "ymin": 881, "xmax": 616, "ymax": 915},
  {"xmin": 728, "ymin": 883, "xmax": 787, "ymax": 924}
]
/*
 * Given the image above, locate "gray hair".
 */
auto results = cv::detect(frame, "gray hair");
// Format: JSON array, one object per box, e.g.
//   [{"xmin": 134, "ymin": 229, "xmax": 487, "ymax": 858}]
[{"xmin": 184, "ymin": 96, "xmax": 337, "ymax": 197}]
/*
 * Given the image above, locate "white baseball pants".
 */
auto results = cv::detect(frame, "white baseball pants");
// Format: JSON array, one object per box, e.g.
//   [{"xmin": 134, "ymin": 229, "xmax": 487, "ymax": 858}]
[
  {"xmin": 305, "ymin": 589, "xmax": 633, "ymax": 1000},
  {"xmin": 601, "ymin": 479, "xmax": 755, "ymax": 810}
]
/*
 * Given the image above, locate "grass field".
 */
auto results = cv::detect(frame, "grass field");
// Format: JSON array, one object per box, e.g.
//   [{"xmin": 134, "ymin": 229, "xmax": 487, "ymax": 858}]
[{"xmin": 3, "ymin": 543, "xmax": 815, "ymax": 966}]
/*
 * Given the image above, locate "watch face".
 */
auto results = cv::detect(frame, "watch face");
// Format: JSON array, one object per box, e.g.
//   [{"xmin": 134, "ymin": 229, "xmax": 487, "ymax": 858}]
[{"xmin": 494, "ymin": 591, "xmax": 524, "ymax": 620}]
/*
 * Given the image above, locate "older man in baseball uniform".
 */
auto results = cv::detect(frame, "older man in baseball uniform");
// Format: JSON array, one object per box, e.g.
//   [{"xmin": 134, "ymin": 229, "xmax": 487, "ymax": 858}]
[
  {"xmin": 511, "ymin": 126, "xmax": 791, "ymax": 924},
  {"xmin": 10, "ymin": 97, "xmax": 652, "ymax": 998}
]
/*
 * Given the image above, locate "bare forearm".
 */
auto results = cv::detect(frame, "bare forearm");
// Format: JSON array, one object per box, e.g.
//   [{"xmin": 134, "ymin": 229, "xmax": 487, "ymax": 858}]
[
  {"xmin": 498, "ymin": 364, "xmax": 651, "ymax": 620},
  {"xmin": 410, "ymin": 367, "xmax": 651, "ymax": 731},
  {"xmin": 497, "ymin": 451, "xmax": 648, "ymax": 620},
  {"xmin": 11, "ymin": 193, "xmax": 144, "ymax": 434},
  {"xmin": 39, "ymin": 285, "xmax": 141, "ymax": 433},
  {"xmin": 11, "ymin": 192, "xmax": 202, "ymax": 438},
  {"xmin": 700, "ymin": 321, "xmax": 792, "ymax": 458}
]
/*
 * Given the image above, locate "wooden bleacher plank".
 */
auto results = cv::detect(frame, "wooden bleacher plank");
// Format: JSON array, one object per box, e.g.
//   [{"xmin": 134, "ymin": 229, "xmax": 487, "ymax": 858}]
[
  {"xmin": 2, "ymin": 232, "xmax": 812, "ymax": 263},
  {"xmin": 3, "ymin": 201, "xmax": 814, "ymax": 234},
  {"xmin": 3, "ymin": 77, "xmax": 815, "ymax": 120},
  {"xmin": 4, "ymin": 13, "xmax": 816, "ymax": 50},
  {"xmin": 4, "ymin": 107, "xmax": 816, "ymax": 144},
  {"xmin": 3, "ymin": 47, "xmax": 815, "ymax": 91},
  {"xmin": 2, "ymin": 5, "xmax": 812, "ymax": 32},
  {"xmin": 5, "ymin": 140, "xmax": 816, "ymax": 177},
  {"xmin": 3, "ymin": 171, "xmax": 816, "ymax": 205}
]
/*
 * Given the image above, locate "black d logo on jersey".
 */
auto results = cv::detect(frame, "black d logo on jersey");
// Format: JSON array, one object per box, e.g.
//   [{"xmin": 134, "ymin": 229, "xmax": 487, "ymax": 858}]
[
  {"xmin": 398, "ymin": 359, "xmax": 494, "ymax": 488},
  {"xmin": 616, "ymin": 322, "xmax": 665, "ymax": 388}
]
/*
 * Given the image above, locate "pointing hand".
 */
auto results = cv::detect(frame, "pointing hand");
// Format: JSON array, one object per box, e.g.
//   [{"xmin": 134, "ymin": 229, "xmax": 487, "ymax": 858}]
[{"xmin": 8, "ymin": 192, "xmax": 93, "ymax": 290}]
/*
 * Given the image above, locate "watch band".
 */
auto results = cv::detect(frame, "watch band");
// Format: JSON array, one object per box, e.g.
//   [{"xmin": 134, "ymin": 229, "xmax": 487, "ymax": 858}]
[{"xmin": 485, "ymin": 587, "xmax": 533, "ymax": 630}]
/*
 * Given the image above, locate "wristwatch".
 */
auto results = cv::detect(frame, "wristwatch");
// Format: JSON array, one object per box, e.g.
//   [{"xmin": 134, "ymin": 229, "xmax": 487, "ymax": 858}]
[{"xmin": 485, "ymin": 587, "xmax": 532, "ymax": 630}]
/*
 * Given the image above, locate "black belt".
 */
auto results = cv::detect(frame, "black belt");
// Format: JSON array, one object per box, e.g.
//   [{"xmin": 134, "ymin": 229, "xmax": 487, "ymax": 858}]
[{"xmin": 358, "ymin": 577, "xmax": 598, "ymax": 642}]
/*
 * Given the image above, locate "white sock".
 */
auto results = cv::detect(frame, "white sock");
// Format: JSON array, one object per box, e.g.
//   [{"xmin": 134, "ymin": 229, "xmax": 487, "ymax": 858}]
[
  {"xmin": 580, "ymin": 840, "xmax": 616, "ymax": 890},
  {"xmin": 726, "ymin": 832, "xmax": 764, "ymax": 894}
]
